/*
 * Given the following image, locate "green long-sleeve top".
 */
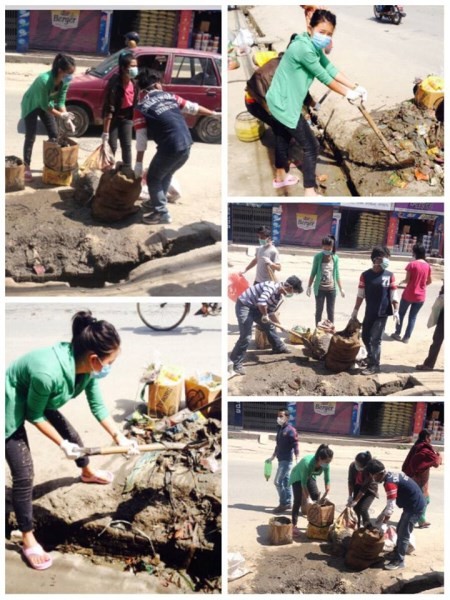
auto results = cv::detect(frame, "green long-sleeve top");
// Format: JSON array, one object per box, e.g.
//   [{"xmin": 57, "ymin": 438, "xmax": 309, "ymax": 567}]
[
  {"xmin": 289, "ymin": 453, "xmax": 330, "ymax": 486},
  {"xmin": 21, "ymin": 70, "xmax": 69, "ymax": 119},
  {"xmin": 309, "ymin": 252, "xmax": 341, "ymax": 296},
  {"xmin": 5, "ymin": 342, "xmax": 109, "ymax": 439},
  {"xmin": 266, "ymin": 32, "xmax": 339, "ymax": 129}
]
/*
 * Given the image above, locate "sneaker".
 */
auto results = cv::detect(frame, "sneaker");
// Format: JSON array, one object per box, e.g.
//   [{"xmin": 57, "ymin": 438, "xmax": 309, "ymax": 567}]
[
  {"xmin": 281, "ymin": 504, "xmax": 292, "ymax": 511},
  {"xmin": 24, "ymin": 169, "xmax": 33, "ymax": 183},
  {"xmin": 391, "ymin": 333, "xmax": 402, "ymax": 341},
  {"xmin": 142, "ymin": 213, "xmax": 172, "ymax": 225},
  {"xmin": 384, "ymin": 559, "xmax": 405, "ymax": 571},
  {"xmin": 272, "ymin": 505, "xmax": 284, "ymax": 514},
  {"xmin": 362, "ymin": 365, "xmax": 381, "ymax": 376},
  {"xmin": 402, "ymin": 337, "xmax": 410, "ymax": 344},
  {"xmin": 141, "ymin": 199, "xmax": 153, "ymax": 210},
  {"xmin": 232, "ymin": 364, "xmax": 246, "ymax": 376},
  {"xmin": 272, "ymin": 346, "xmax": 291, "ymax": 355}
]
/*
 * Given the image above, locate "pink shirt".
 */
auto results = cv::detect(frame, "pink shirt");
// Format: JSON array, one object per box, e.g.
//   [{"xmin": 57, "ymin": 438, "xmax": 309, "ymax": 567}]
[
  {"xmin": 402, "ymin": 260, "xmax": 431, "ymax": 303},
  {"xmin": 121, "ymin": 81, "xmax": 135, "ymax": 109}
]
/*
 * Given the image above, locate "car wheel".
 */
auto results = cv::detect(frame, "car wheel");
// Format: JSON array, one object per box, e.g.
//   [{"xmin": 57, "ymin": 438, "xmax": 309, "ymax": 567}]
[
  {"xmin": 194, "ymin": 115, "xmax": 221, "ymax": 144},
  {"xmin": 66, "ymin": 105, "xmax": 90, "ymax": 137}
]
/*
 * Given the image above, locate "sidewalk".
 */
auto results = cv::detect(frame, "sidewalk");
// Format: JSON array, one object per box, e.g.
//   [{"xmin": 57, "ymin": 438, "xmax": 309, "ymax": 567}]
[{"xmin": 5, "ymin": 51, "xmax": 100, "ymax": 68}]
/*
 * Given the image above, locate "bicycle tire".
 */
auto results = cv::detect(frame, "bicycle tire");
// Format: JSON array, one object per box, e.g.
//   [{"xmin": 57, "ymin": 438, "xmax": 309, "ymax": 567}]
[{"xmin": 137, "ymin": 303, "xmax": 190, "ymax": 331}]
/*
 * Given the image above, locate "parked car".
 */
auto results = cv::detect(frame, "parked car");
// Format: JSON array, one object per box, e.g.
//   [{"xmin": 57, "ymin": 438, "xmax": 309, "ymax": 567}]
[{"xmin": 66, "ymin": 47, "xmax": 222, "ymax": 143}]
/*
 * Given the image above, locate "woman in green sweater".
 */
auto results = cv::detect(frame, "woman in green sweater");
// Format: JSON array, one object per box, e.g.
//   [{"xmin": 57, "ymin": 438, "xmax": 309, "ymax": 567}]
[
  {"xmin": 289, "ymin": 443, "xmax": 333, "ymax": 535},
  {"xmin": 266, "ymin": 9, "xmax": 367, "ymax": 196},
  {"xmin": 5, "ymin": 310, "xmax": 137, "ymax": 570},
  {"xmin": 306, "ymin": 235, "xmax": 345, "ymax": 325},
  {"xmin": 20, "ymin": 53, "xmax": 76, "ymax": 182}
]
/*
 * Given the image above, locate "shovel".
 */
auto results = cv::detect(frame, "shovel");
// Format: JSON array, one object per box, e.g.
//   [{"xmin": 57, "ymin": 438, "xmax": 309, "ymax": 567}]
[
  {"xmin": 78, "ymin": 440, "xmax": 205, "ymax": 457},
  {"xmin": 352, "ymin": 100, "xmax": 415, "ymax": 167},
  {"xmin": 269, "ymin": 320, "xmax": 307, "ymax": 342}
]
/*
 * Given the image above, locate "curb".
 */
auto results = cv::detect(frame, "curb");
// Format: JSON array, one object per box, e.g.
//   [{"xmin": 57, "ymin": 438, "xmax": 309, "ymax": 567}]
[{"xmin": 6, "ymin": 52, "xmax": 100, "ymax": 68}]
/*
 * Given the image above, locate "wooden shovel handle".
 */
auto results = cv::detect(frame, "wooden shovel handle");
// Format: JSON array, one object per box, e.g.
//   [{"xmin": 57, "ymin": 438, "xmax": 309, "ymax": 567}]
[
  {"xmin": 82, "ymin": 442, "xmax": 187, "ymax": 456},
  {"xmin": 357, "ymin": 103, "xmax": 395, "ymax": 154}
]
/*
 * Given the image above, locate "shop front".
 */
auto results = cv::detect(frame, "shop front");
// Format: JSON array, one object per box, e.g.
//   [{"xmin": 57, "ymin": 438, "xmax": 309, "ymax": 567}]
[
  {"xmin": 337, "ymin": 202, "xmax": 394, "ymax": 250},
  {"xmin": 229, "ymin": 204, "xmax": 275, "ymax": 244},
  {"xmin": 385, "ymin": 203, "xmax": 444, "ymax": 258},
  {"xmin": 279, "ymin": 203, "xmax": 336, "ymax": 249}
]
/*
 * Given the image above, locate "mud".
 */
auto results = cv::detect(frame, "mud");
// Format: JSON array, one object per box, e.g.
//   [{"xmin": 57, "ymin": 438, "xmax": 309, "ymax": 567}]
[
  {"xmin": 343, "ymin": 101, "xmax": 444, "ymax": 196},
  {"xmin": 6, "ymin": 416, "xmax": 222, "ymax": 593},
  {"xmin": 228, "ymin": 351, "xmax": 413, "ymax": 397},
  {"xmin": 5, "ymin": 188, "xmax": 219, "ymax": 287}
]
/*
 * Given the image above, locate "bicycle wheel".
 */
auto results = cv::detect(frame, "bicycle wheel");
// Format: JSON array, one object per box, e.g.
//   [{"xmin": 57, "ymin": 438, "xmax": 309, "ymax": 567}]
[{"xmin": 137, "ymin": 303, "xmax": 190, "ymax": 331}]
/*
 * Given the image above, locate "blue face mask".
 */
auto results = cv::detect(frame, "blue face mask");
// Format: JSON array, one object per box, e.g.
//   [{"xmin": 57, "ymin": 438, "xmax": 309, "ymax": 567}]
[
  {"xmin": 63, "ymin": 74, "xmax": 73, "ymax": 83},
  {"xmin": 128, "ymin": 66, "xmax": 138, "ymax": 78},
  {"xmin": 322, "ymin": 250, "xmax": 332, "ymax": 256},
  {"xmin": 381, "ymin": 258, "xmax": 390, "ymax": 269},
  {"xmin": 312, "ymin": 32, "xmax": 332, "ymax": 50},
  {"xmin": 259, "ymin": 238, "xmax": 269, "ymax": 246},
  {"xmin": 91, "ymin": 358, "xmax": 112, "ymax": 380}
]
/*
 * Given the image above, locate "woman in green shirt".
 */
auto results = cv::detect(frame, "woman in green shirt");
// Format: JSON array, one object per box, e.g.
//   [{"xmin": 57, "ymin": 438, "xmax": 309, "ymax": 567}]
[
  {"xmin": 289, "ymin": 443, "xmax": 333, "ymax": 534},
  {"xmin": 306, "ymin": 235, "xmax": 345, "ymax": 325},
  {"xmin": 5, "ymin": 310, "xmax": 137, "ymax": 570},
  {"xmin": 266, "ymin": 9, "xmax": 367, "ymax": 196},
  {"xmin": 21, "ymin": 53, "xmax": 76, "ymax": 182}
]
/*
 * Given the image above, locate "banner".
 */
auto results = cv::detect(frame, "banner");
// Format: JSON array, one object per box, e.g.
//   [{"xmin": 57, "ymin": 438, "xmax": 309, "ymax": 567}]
[
  {"xmin": 296, "ymin": 213, "xmax": 318, "ymax": 231},
  {"xmin": 51, "ymin": 10, "xmax": 80, "ymax": 29},
  {"xmin": 314, "ymin": 402, "xmax": 336, "ymax": 416}
]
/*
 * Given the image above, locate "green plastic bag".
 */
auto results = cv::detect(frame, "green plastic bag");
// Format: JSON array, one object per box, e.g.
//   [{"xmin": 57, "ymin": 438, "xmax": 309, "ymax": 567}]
[{"xmin": 264, "ymin": 459, "xmax": 273, "ymax": 481}]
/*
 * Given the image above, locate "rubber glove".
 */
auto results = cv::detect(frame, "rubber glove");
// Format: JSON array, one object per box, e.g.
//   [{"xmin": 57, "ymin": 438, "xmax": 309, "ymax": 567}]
[
  {"xmin": 60, "ymin": 111, "xmax": 75, "ymax": 122},
  {"xmin": 340, "ymin": 289, "xmax": 346, "ymax": 298},
  {"xmin": 306, "ymin": 287, "xmax": 312, "ymax": 297},
  {"xmin": 60, "ymin": 439, "xmax": 82, "ymax": 460},
  {"xmin": 115, "ymin": 433, "xmax": 140, "ymax": 455},
  {"xmin": 393, "ymin": 310, "xmax": 400, "ymax": 326},
  {"xmin": 261, "ymin": 315, "xmax": 270, "ymax": 324},
  {"xmin": 345, "ymin": 89, "xmax": 361, "ymax": 102},
  {"xmin": 134, "ymin": 162, "xmax": 143, "ymax": 178},
  {"xmin": 355, "ymin": 85, "xmax": 368, "ymax": 103},
  {"xmin": 101, "ymin": 132, "xmax": 109, "ymax": 143}
]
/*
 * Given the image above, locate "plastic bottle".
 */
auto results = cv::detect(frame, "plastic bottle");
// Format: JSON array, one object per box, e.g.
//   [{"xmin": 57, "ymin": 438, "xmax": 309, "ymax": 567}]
[{"xmin": 264, "ymin": 459, "xmax": 273, "ymax": 481}]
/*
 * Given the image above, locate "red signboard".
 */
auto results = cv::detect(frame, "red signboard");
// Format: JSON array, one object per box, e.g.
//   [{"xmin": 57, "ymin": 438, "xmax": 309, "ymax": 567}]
[{"xmin": 29, "ymin": 10, "xmax": 101, "ymax": 53}]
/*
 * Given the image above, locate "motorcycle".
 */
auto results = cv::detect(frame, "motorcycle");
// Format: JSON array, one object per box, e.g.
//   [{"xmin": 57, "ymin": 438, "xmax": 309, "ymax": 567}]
[{"xmin": 373, "ymin": 5, "xmax": 406, "ymax": 25}]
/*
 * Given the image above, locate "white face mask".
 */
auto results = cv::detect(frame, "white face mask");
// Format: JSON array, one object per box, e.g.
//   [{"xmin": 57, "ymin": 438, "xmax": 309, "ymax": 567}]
[
  {"xmin": 355, "ymin": 463, "xmax": 364, "ymax": 472},
  {"xmin": 277, "ymin": 417, "xmax": 286, "ymax": 426}
]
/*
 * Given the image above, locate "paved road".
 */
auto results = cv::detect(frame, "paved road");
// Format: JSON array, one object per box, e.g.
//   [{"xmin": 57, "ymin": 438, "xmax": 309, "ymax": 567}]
[{"xmin": 228, "ymin": 437, "xmax": 444, "ymax": 588}]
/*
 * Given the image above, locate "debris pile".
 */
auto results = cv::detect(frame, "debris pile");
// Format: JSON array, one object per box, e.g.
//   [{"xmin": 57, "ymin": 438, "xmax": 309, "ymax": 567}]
[{"xmin": 348, "ymin": 100, "xmax": 444, "ymax": 192}]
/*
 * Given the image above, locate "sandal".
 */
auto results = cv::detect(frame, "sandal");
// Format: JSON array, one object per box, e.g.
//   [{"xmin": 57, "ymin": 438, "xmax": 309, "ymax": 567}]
[
  {"xmin": 417, "ymin": 522, "xmax": 431, "ymax": 528},
  {"xmin": 24, "ymin": 169, "xmax": 33, "ymax": 183},
  {"xmin": 22, "ymin": 544, "xmax": 53, "ymax": 570},
  {"xmin": 80, "ymin": 469, "xmax": 113, "ymax": 485},
  {"xmin": 272, "ymin": 174, "xmax": 299, "ymax": 189}
]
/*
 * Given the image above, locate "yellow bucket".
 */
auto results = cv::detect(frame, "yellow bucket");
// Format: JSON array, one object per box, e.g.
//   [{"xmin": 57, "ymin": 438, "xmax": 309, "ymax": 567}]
[
  {"xmin": 415, "ymin": 76, "xmax": 444, "ymax": 109},
  {"xmin": 235, "ymin": 111, "xmax": 265, "ymax": 142},
  {"xmin": 253, "ymin": 50, "xmax": 278, "ymax": 68}
]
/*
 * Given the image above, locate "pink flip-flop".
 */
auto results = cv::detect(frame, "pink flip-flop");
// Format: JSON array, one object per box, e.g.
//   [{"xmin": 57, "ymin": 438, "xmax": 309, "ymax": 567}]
[
  {"xmin": 80, "ymin": 470, "xmax": 113, "ymax": 485},
  {"xmin": 272, "ymin": 174, "xmax": 299, "ymax": 189},
  {"xmin": 22, "ymin": 544, "xmax": 53, "ymax": 570}
]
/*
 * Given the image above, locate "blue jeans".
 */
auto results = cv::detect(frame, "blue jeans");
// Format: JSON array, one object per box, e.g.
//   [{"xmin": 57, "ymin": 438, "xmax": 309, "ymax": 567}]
[
  {"xmin": 395, "ymin": 298, "xmax": 424, "ymax": 340},
  {"xmin": 395, "ymin": 509, "xmax": 421, "ymax": 562},
  {"xmin": 362, "ymin": 315, "xmax": 388, "ymax": 367},
  {"xmin": 274, "ymin": 460, "xmax": 293, "ymax": 506},
  {"xmin": 146, "ymin": 148, "xmax": 190, "ymax": 215},
  {"xmin": 229, "ymin": 300, "xmax": 285, "ymax": 368}
]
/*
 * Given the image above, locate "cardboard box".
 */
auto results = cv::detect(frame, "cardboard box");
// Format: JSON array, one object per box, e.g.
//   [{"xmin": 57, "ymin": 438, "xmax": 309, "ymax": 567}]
[
  {"xmin": 5, "ymin": 156, "xmax": 25, "ymax": 192},
  {"xmin": 185, "ymin": 373, "xmax": 221, "ymax": 416},
  {"xmin": 199, "ymin": 20, "xmax": 210, "ymax": 32},
  {"xmin": 42, "ymin": 165, "xmax": 73, "ymax": 186},
  {"xmin": 43, "ymin": 139, "xmax": 78, "ymax": 172}
]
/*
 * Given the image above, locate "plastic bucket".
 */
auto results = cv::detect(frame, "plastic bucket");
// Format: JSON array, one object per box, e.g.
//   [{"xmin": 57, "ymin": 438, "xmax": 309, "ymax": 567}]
[
  {"xmin": 228, "ymin": 272, "xmax": 249, "ymax": 302},
  {"xmin": 234, "ymin": 111, "xmax": 265, "ymax": 142}
]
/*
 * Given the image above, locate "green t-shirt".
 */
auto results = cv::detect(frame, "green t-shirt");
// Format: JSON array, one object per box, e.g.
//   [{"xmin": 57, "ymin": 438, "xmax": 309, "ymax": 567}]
[
  {"xmin": 5, "ymin": 342, "xmax": 109, "ymax": 438},
  {"xmin": 21, "ymin": 70, "xmax": 69, "ymax": 119},
  {"xmin": 266, "ymin": 32, "xmax": 338, "ymax": 129},
  {"xmin": 289, "ymin": 453, "xmax": 331, "ymax": 486}
]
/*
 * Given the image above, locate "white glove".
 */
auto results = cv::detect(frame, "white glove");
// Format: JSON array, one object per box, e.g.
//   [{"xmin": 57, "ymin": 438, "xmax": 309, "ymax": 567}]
[
  {"xmin": 60, "ymin": 439, "xmax": 82, "ymax": 460},
  {"xmin": 345, "ymin": 89, "xmax": 361, "ymax": 102},
  {"xmin": 305, "ymin": 496, "xmax": 313, "ymax": 505},
  {"xmin": 261, "ymin": 315, "xmax": 270, "ymax": 324},
  {"xmin": 393, "ymin": 310, "xmax": 400, "ymax": 326},
  {"xmin": 351, "ymin": 309, "xmax": 358, "ymax": 319},
  {"xmin": 355, "ymin": 85, "xmax": 368, "ymax": 103},
  {"xmin": 134, "ymin": 162, "xmax": 143, "ymax": 178},
  {"xmin": 101, "ymin": 132, "xmax": 109, "ymax": 143},
  {"xmin": 340, "ymin": 289, "xmax": 346, "ymax": 298},
  {"xmin": 115, "ymin": 433, "xmax": 140, "ymax": 456},
  {"xmin": 60, "ymin": 111, "xmax": 75, "ymax": 122},
  {"xmin": 306, "ymin": 287, "xmax": 312, "ymax": 297}
]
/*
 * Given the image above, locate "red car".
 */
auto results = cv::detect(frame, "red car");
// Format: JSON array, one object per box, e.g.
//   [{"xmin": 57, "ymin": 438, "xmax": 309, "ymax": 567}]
[{"xmin": 66, "ymin": 47, "xmax": 222, "ymax": 143}]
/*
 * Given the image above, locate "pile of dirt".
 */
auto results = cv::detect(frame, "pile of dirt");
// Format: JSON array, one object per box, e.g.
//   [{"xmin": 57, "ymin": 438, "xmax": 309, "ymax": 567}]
[
  {"xmin": 6, "ymin": 413, "xmax": 222, "ymax": 593},
  {"xmin": 347, "ymin": 101, "xmax": 444, "ymax": 194}
]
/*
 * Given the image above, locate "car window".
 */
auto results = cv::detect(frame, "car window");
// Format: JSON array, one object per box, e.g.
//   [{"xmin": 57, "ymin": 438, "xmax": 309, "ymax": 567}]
[
  {"xmin": 171, "ymin": 56, "xmax": 218, "ymax": 86},
  {"xmin": 90, "ymin": 51, "xmax": 122, "ymax": 78},
  {"xmin": 137, "ymin": 53, "xmax": 168, "ymax": 75}
]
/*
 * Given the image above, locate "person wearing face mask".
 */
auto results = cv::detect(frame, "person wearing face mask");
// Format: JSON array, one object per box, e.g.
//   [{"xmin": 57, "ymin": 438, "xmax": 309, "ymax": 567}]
[
  {"xmin": 289, "ymin": 443, "xmax": 333, "ymax": 536},
  {"xmin": 300, "ymin": 5, "xmax": 332, "ymax": 53},
  {"xmin": 20, "ymin": 53, "xmax": 76, "ymax": 183},
  {"xmin": 5, "ymin": 310, "xmax": 138, "ymax": 571},
  {"xmin": 240, "ymin": 226, "xmax": 282, "ymax": 284},
  {"xmin": 365, "ymin": 459, "xmax": 425, "ymax": 571},
  {"xmin": 266, "ymin": 409, "xmax": 299, "ymax": 513},
  {"xmin": 347, "ymin": 450, "xmax": 378, "ymax": 527},
  {"xmin": 351, "ymin": 246, "xmax": 399, "ymax": 376},
  {"xmin": 229, "ymin": 275, "xmax": 303, "ymax": 375},
  {"xmin": 101, "ymin": 51, "xmax": 139, "ymax": 168},
  {"xmin": 306, "ymin": 235, "xmax": 344, "ymax": 325},
  {"xmin": 266, "ymin": 9, "xmax": 367, "ymax": 196}
]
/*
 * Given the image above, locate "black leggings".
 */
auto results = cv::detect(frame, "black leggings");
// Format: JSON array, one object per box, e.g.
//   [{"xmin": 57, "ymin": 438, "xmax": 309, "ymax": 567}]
[
  {"xmin": 5, "ymin": 410, "xmax": 88, "ymax": 533},
  {"xmin": 23, "ymin": 108, "xmax": 58, "ymax": 168},
  {"xmin": 353, "ymin": 491, "xmax": 375, "ymax": 527},
  {"xmin": 109, "ymin": 117, "xmax": 133, "ymax": 167},
  {"xmin": 285, "ymin": 115, "xmax": 320, "ymax": 189},
  {"xmin": 292, "ymin": 477, "xmax": 320, "ymax": 527}
]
